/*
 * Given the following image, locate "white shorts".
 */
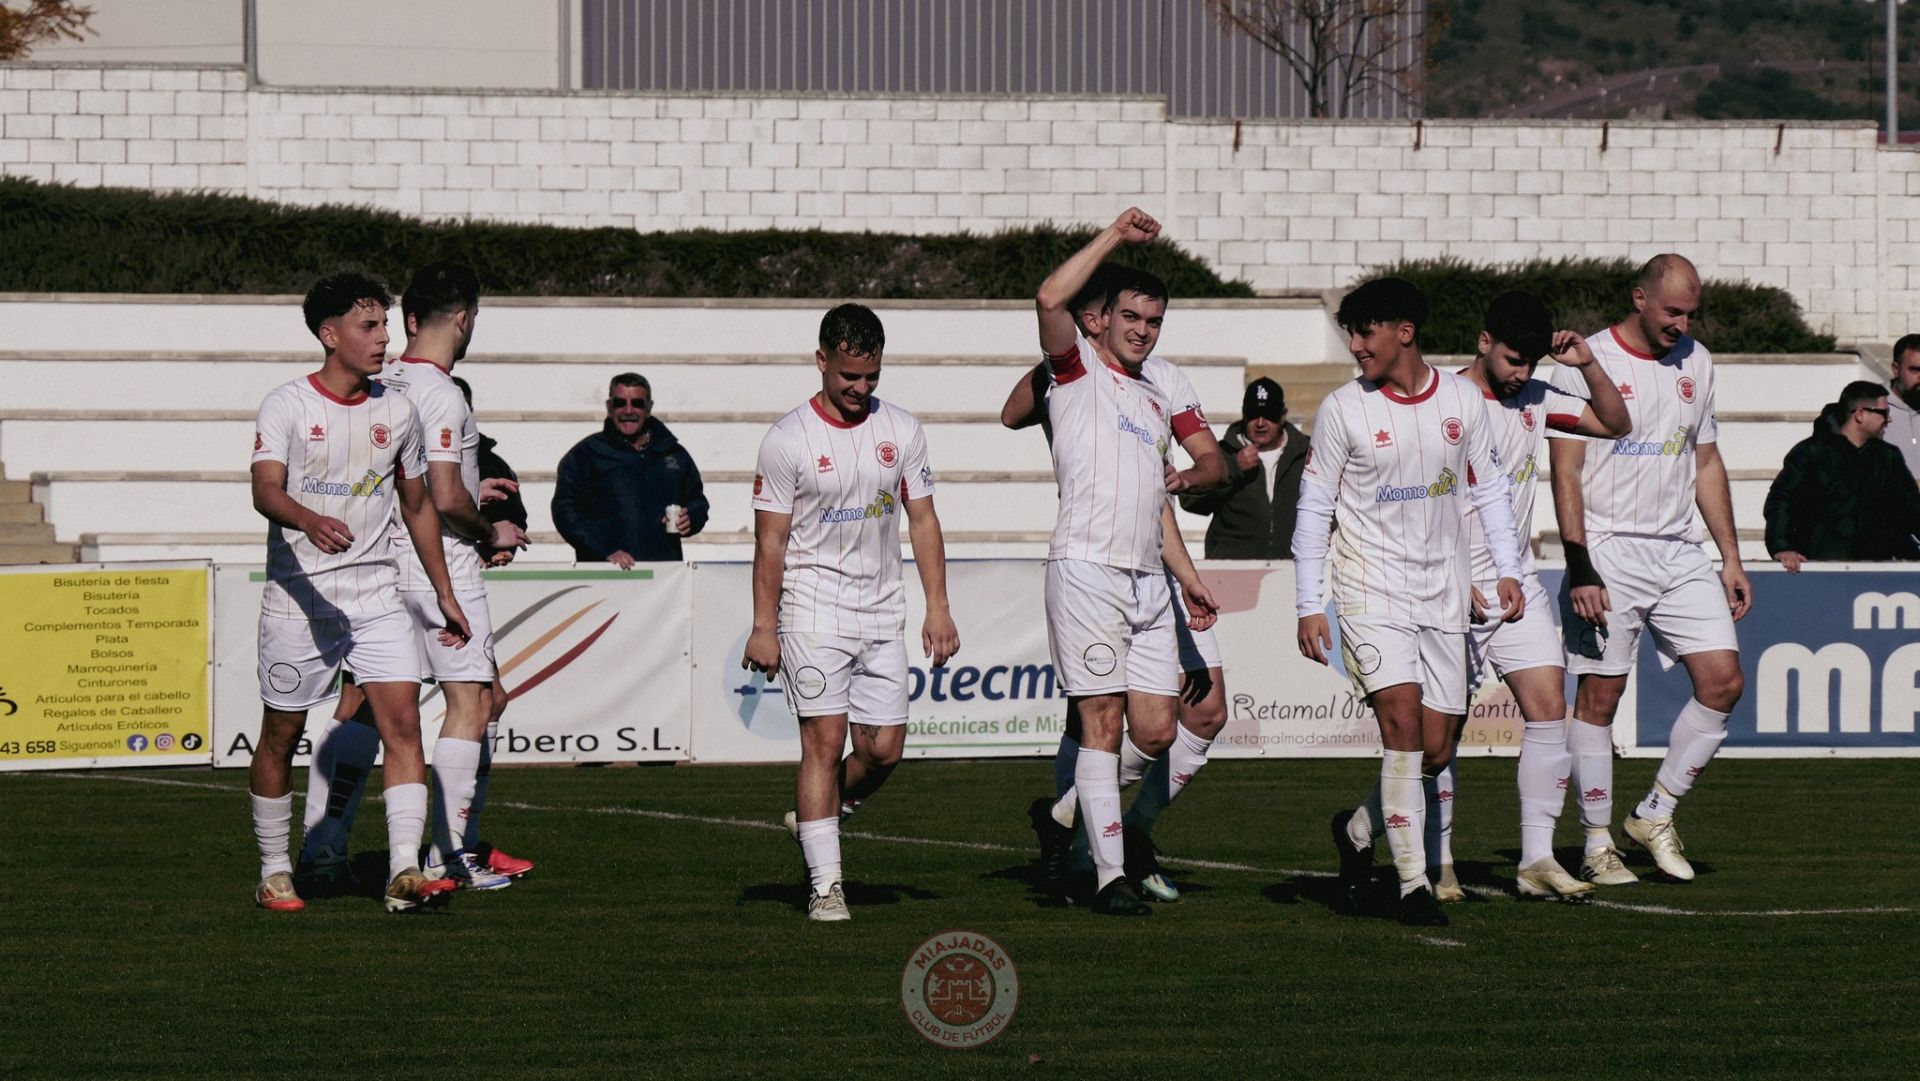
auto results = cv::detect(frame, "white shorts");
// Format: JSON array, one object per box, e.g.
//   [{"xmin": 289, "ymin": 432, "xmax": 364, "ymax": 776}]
[
  {"xmin": 404, "ymin": 589, "xmax": 497, "ymax": 683},
  {"xmin": 777, "ymin": 634, "xmax": 909, "ymax": 724},
  {"xmin": 1467, "ymin": 574, "xmax": 1564, "ymax": 694},
  {"xmin": 1336, "ymin": 614, "xmax": 1468, "ymax": 715},
  {"xmin": 257, "ymin": 608, "xmax": 420, "ymax": 711},
  {"xmin": 1045, "ymin": 559, "xmax": 1179, "ymax": 698},
  {"xmin": 1170, "ymin": 575, "xmax": 1223, "ymax": 674},
  {"xmin": 1560, "ymin": 535, "xmax": 1740, "ymax": 676}
]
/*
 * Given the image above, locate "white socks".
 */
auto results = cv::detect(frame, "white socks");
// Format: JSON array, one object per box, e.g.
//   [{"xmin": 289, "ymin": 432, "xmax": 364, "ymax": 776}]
[
  {"xmin": 464, "ymin": 720, "xmax": 496, "ymax": 851},
  {"xmin": 1422, "ymin": 765, "xmax": 1456, "ymax": 872},
  {"xmin": 796, "ymin": 817, "xmax": 841, "ymax": 896},
  {"xmin": 1118, "ymin": 736, "xmax": 1154, "ymax": 788},
  {"xmin": 1379, "ymin": 750, "xmax": 1427, "ymax": 895},
  {"xmin": 1126, "ymin": 723, "xmax": 1213, "ymax": 832},
  {"xmin": 251, "ymin": 791, "xmax": 294, "ymax": 878},
  {"xmin": 1348, "ymin": 785, "xmax": 1384, "ymax": 848},
  {"xmin": 1074, "ymin": 749, "xmax": 1125, "ymax": 890},
  {"xmin": 383, "ymin": 782, "xmax": 429, "ymax": 880},
  {"xmin": 1640, "ymin": 698, "xmax": 1729, "ymax": 818},
  {"xmin": 300, "ymin": 718, "xmax": 378, "ymax": 860},
  {"xmin": 1568, "ymin": 719, "xmax": 1616, "ymax": 853},
  {"xmin": 427, "ymin": 737, "xmax": 482, "ymax": 869},
  {"xmin": 1517, "ymin": 718, "xmax": 1573, "ymax": 867}
]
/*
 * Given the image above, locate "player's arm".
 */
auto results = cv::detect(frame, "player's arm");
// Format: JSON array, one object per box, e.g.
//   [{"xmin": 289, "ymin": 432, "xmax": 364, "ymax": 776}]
[
  {"xmin": 1160, "ymin": 501, "xmax": 1217, "ymax": 632},
  {"xmin": 1167, "ymin": 426, "xmax": 1229, "ymax": 494},
  {"xmin": 1549, "ymin": 437, "xmax": 1609, "ymax": 627},
  {"xmin": 1465, "ymin": 445, "xmax": 1526, "ymax": 623},
  {"xmin": 397, "ymin": 472, "xmax": 471, "ymax": 645},
  {"xmin": 430, "ymin": 460, "xmax": 527, "ymax": 551},
  {"xmin": 741, "ymin": 509, "xmax": 791, "ymax": 675},
  {"xmin": 1036, "ymin": 207, "xmax": 1160, "ymax": 357},
  {"xmin": 1550, "ymin": 331, "xmax": 1630, "ymax": 438},
  {"xmin": 1293, "ymin": 398, "xmax": 1346, "ymax": 664},
  {"xmin": 1694, "ymin": 441, "xmax": 1752, "ymax": 621},
  {"xmin": 904, "ymin": 495, "xmax": 960, "ymax": 667},
  {"xmin": 249, "ymin": 461, "xmax": 352, "ymax": 553},
  {"xmin": 1000, "ymin": 362, "xmax": 1050, "ymax": 430}
]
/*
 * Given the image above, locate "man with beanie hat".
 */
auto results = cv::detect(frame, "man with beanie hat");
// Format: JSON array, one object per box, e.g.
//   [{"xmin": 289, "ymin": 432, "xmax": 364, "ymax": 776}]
[{"xmin": 1180, "ymin": 377, "xmax": 1309, "ymax": 559}]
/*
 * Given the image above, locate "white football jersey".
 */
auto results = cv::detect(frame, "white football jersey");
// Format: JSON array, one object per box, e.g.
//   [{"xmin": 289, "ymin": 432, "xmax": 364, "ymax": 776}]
[
  {"xmin": 1044, "ymin": 338, "xmax": 1193, "ymax": 572},
  {"xmin": 1463, "ymin": 374, "xmax": 1589, "ymax": 583},
  {"xmin": 751, "ymin": 396, "xmax": 934, "ymax": 639},
  {"xmin": 380, "ymin": 356, "xmax": 484, "ymax": 593},
  {"xmin": 1301, "ymin": 367, "xmax": 1504, "ymax": 631},
  {"xmin": 1547, "ymin": 327, "xmax": 1719, "ymax": 543},
  {"xmin": 252, "ymin": 375, "xmax": 426, "ymax": 619}
]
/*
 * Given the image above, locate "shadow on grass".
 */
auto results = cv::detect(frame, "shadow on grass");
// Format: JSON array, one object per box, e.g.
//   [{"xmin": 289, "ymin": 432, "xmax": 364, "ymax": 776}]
[{"xmin": 739, "ymin": 881, "xmax": 942, "ymax": 913}]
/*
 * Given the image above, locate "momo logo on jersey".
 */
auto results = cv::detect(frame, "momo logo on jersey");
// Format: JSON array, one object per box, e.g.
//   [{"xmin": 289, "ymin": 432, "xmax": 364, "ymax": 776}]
[
  {"xmin": 819, "ymin": 489, "xmax": 896, "ymax": 524},
  {"xmin": 1116, "ymin": 413, "xmax": 1160, "ymax": 449},
  {"xmin": 1375, "ymin": 466, "xmax": 1457, "ymax": 503},
  {"xmin": 1752, "ymin": 590, "xmax": 1920, "ymax": 737},
  {"xmin": 299, "ymin": 469, "xmax": 386, "ymax": 498},
  {"xmin": 1508, "ymin": 452, "xmax": 1539, "ymax": 487},
  {"xmin": 1611, "ymin": 426, "xmax": 1691, "ymax": 458}
]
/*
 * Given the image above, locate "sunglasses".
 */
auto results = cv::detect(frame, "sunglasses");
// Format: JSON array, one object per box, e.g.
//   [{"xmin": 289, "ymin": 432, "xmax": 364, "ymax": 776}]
[
  {"xmin": 609, "ymin": 396, "xmax": 652, "ymax": 410},
  {"xmin": 1860, "ymin": 406, "xmax": 1891, "ymax": 417}
]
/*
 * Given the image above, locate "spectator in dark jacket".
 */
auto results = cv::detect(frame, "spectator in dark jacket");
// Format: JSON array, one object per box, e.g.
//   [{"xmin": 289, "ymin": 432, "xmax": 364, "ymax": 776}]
[
  {"xmin": 1764, "ymin": 380, "xmax": 1920, "ymax": 570},
  {"xmin": 453, "ymin": 376, "xmax": 529, "ymax": 566},
  {"xmin": 552, "ymin": 373, "xmax": 709, "ymax": 566},
  {"xmin": 1179, "ymin": 377, "xmax": 1309, "ymax": 559}
]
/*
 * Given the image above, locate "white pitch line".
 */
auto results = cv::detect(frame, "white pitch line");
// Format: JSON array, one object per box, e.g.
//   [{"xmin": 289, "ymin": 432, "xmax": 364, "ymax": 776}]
[
  {"xmin": 33, "ymin": 771, "xmax": 1913, "ymax": 920},
  {"xmin": 1417, "ymin": 935, "xmax": 1468, "ymax": 948}
]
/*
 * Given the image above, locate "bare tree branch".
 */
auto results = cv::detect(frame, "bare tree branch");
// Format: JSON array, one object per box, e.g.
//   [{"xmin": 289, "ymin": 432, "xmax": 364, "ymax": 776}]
[
  {"xmin": 1206, "ymin": 0, "xmax": 1435, "ymax": 118},
  {"xmin": 0, "ymin": 0, "xmax": 93, "ymax": 62}
]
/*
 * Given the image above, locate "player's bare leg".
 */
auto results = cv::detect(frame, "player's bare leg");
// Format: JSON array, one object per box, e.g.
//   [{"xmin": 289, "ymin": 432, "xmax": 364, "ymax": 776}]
[
  {"xmin": 1499, "ymin": 665, "xmax": 1593, "ymax": 901},
  {"xmin": 359, "ymin": 679, "xmax": 452, "ymax": 913},
  {"xmin": 1570, "ymin": 672, "xmax": 1635, "ymax": 885},
  {"xmin": 794, "ymin": 711, "xmax": 852, "ymax": 920},
  {"xmin": 1624, "ymin": 648, "xmax": 1741, "ymax": 881},
  {"xmin": 1121, "ymin": 670, "xmax": 1222, "ymax": 900},
  {"xmin": 838, "ymin": 721, "xmax": 905, "ymax": 821},
  {"xmin": 249, "ymin": 706, "xmax": 310, "ymax": 911},
  {"xmin": 1421, "ymin": 711, "xmax": 1467, "ymax": 903}
]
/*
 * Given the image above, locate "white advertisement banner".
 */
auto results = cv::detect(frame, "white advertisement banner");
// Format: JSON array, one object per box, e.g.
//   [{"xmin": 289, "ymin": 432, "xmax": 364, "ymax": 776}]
[
  {"xmin": 212, "ymin": 564, "xmax": 691, "ymax": 767},
  {"xmin": 688, "ymin": 561, "xmax": 1068, "ymax": 763}
]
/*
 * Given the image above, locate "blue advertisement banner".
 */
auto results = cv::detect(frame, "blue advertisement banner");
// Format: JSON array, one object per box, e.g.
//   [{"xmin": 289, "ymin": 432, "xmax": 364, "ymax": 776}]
[{"xmin": 1633, "ymin": 567, "xmax": 1920, "ymax": 751}]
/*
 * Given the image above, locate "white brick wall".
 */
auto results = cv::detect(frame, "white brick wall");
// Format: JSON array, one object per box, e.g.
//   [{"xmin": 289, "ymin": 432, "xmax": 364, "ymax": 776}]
[{"xmin": 3, "ymin": 63, "xmax": 1914, "ymax": 342}]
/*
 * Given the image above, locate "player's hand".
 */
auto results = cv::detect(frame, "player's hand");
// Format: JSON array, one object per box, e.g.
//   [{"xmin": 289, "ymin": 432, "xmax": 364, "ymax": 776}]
[
  {"xmin": 1182, "ymin": 579, "xmax": 1219, "ymax": 633},
  {"xmin": 1164, "ymin": 462, "xmax": 1190, "ymax": 494},
  {"xmin": 1774, "ymin": 550, "xmax": 1804, "ymax": 573},
  {"xmin": 1496, "ymin": 576, "xmax": 1525, "ymax": 622},
  {"xmin": 922, "ymin": 607, "xmax": 960, "ymax": 667},
  {"xmin": 489, "ymin": 520, "xmax": 529, "ymax": 551},
  {"xmin": 485, "ymin": 546, "xmax": 516, "ymax": 567},
  {"xmin": 1570, "ymin": 584, "xmax": 1610, "ymax": 628},
  {"xmin": 436, "ymin": 593, "xmax": 472, "ymax": 649},
  {"xmin": 662, "ymin": 508, "xmax": 692, "ymax": 536},
  {"xmin": 607, "ymin": 550, "xmax": 636, "ymax": 570},
  {"xmin": 1181, "ymin": 666, "xmax": 1214, "ymax": 706},
  {"xmin": 1234, "ymin": 443, "xmax": 1261, "ymax": 472},
  {"xmin": 1722, "ymin": 562, "xmax": 1753, "ymax": 621},
  {"xmin": 1469, "ymin": 587, "xmax": 1489, "ymax": 625},
  {"xmin": 302, "ymin": 514, "xmax": 354, "ymax": 554},
  {"xmin": 1551, "ymin": 330, "xmax": 1597, "ymax": 368},
  {"xmin": 741, "ymin": 627, "xmax": 781, "ymax": 676},
  {"xmin": 1297, "ymin": 613, "xmax": 1332, "ymax": 665},
  {"xmin": 479, "ymin": 477, "xmax": 519, "ymax": 504},
  {"xmin": 1111, "ymin": 207, "xmax": 1161, "ymax": 244}
]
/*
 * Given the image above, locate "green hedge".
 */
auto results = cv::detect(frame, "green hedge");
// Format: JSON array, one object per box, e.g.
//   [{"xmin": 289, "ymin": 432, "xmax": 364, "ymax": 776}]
[
  {"xmin": 1368, "ymin": 257, "xmax": 1836, "ymax": 354},
  {"xmin": 0, "ymin": 178, "xmax": 1253, "ymax": 300}
]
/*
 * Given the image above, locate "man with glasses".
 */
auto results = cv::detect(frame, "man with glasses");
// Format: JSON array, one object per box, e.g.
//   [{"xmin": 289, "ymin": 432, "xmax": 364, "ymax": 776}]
[
  {"xmin": 1764, "ymin": 381, "xmax": 1920, "ymax": 569},
  {"xmin": 552, "ymin": 373, "xmax": 710, "ymax": 566}
]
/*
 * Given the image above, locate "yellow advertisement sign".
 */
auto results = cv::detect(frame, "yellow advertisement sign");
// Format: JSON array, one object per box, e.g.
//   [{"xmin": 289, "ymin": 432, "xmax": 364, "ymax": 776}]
[{"xmin": 0, "ymin": 563, "xmax": 211, "ymax": 771}]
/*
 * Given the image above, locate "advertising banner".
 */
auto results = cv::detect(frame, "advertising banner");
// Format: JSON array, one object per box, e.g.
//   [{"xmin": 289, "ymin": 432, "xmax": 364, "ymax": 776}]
[
  {"xmin": 1635, "ymin": 566, "xmax": 1920, "ymax": 756},
  {"xmin": 0, "ymin": 562, "xmax": 211, "ymax": 772},
  {"xmin": 212, "ymin": 564, "xmax": 692, "ymax": 767},
  {"xmin": 688, "ymin": 561, "xmax": 1068, "ymax": 763}
]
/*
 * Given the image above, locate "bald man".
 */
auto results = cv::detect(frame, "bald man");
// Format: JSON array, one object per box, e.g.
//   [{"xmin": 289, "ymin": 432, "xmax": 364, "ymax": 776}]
[{"xmin": 1546, "ymin": 255, "xmax": 1752, "ymax": 887}]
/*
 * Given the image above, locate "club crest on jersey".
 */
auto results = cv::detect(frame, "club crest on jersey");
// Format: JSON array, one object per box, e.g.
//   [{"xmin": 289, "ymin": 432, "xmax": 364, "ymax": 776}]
[
  {"xmin": 370, "ymin": 423, "xmax": 390, "ymax": 449},
  {"xmin": 308, "ymin": 424, "xmax": 326, "ymax": 442},
  {"xmin": 876, "ymin": 441, "xmax": 898, "ymax": 467},
  {"xmin": 1521, "ymin": 408, "xmax": 1536, "ymax": 432},
  {"xmin": 816, "ymin": 454, "xmax": 834, "ymax": 474},
  {"xmin": 1677, "ymin": 376, "xmax": 1696, "ymax": 403},
  {"xmin": 1442, "ymin": 416, "xmax": 1463, "ymax": 445},
  {"xmin": 439, "ymin": 427, "xmax": 453, "ymax": 449},
  {"xmin": 1373, "ymin": 429, "xmax": 1392, "ymax": 448},
  {"xmin": 753, "ymin": 473, "xmax": 764, "ymax": 496},
  {"xmin": 253, "ymin": 432, "xmax": 263, "ymax": 451}
]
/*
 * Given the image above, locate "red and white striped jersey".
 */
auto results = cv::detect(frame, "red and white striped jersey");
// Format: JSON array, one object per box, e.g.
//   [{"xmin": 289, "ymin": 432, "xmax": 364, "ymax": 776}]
[
  {"xmin": 1463, "ymin": 375, "xmax": 1588, "ymax": 583},
  {"xmin": 1547, "ymin": 328, "xmax": 1719, "ymax": 543},
  {"xmin": 380, "ymin": 356, "xmax": 484, "ymax": 593},
  {"xmin": 1301, "ymin": 367, "xmax": 1502, "ymax": 630},
  {"xmin": 252, "ymin": 375, "xmax": 426, "ymax": 618},
  {"xmin": 1045, "ymin": 338, "xmax": 1202, "ymax": 572},
  {"xmin": 751, "ymin": 396, "xmax": 933, "ymax": 639}
]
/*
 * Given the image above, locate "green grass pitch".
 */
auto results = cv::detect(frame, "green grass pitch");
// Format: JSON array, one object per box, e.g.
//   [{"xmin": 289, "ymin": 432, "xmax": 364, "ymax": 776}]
[{"xmin": 1, "ymin": 758, "xmax": 1914, "ymax": 1080}]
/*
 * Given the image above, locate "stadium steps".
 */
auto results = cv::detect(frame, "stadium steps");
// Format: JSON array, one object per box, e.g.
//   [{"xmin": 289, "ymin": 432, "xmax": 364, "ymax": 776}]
[
  {"xmin": 1242, "ymin": 362, "xmax": 1356, "ymax": 429},
  {"xmin": 0, "ymin": 461, "xmax": 77, "ymax": 565}
]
